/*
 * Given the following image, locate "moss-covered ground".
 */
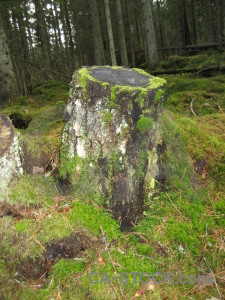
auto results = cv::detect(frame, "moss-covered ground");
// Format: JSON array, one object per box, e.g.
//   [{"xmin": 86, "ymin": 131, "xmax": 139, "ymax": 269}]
[
  {"xmin": 0, "ymin": 55, "xmax": 225, "ymax": 299},
  {"xmin": 1, "ymin": 80, "xmax": 69, "ymax": 166}
]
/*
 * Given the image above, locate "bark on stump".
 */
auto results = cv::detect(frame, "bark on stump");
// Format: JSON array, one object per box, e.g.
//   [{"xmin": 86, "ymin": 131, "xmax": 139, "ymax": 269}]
[
  {"xmin": 62, "ymin": 66, "xmax": 166, "ymax": 227},
  {"xmin": 0, "ymin": 113, "xmax": 23, "ymax": 197}
]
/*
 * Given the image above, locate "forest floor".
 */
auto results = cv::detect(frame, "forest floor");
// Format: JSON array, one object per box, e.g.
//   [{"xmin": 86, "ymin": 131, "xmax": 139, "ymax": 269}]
[{"xmin": 0, "ymin": 52, "xmax": 224, "ymax": 300}]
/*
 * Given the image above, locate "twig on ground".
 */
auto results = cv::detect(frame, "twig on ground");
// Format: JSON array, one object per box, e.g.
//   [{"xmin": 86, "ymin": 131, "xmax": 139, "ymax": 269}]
[
  {"xmin": 166, "ymin": 193, "xmax": 183, "ymax": 217},
  {"xmin": 217, "ymin": 103, "xmax": 224, "ymax": 114},
  {"xmin": 190, "ymin": 99, "xmax": 197, "ymax": 117},
  {"xmin": 203, "ymin": 257, "xmax": 222, "ymax": 300},
  {"xmin": 99, "ymin": 224, "xmax": 123, "ymax": 299}
]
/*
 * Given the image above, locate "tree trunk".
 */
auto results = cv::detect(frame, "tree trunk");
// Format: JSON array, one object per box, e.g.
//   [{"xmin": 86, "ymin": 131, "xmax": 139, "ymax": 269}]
[
  {"xmin": 141, "ymin": 0, "xmax": 159, "ymax": 68},
  {"xmin": 180, "ymin": 0, "xmax": 191, "ymax": 46},
  {"xmin": 88, "ymin": 0, "xmax": 105, "ymax": 65},
  {"xmin": 104, "ymin": 0, "xmax": 117, "ymax": 66},
  {"xmin": 14, "ymin": 3, "xmax": 31, "ymax": 91},
  {"xmin": 63, "ymin": 0, "xmax": 76, "ymax": 72},
  {"xmin": 115, "ymin": 0, "xmax": 128, "ymax": 66},
  {"xmin": 206, "ymin": 0, "xmax": 214, "ymax": 42},
  {"xmin": 53, "ymin": 1, "xmax": 65, "ymax": 70},
  {"xmin": 125, "ymin": 0, "xmax": 135, "ymax": 66},
  {"xmin": 191, "ymin": 0, "xmax": 197, "ymax": 44},
  {"xmin": 156, "ymin": 0, "xmax": 165, "ymax": 49},
  {"xmin": 33, "ymin": 0, "xmax": 51, "ymax": 68},
  {"xmin": 0, "ymin": 16, "xmax": 18, "ymax": 101},
  {"xmin": 59, "ymin": 2, "xmax": 71, "ymax": 72},
  {"xmin": 219, "ymin": 0, "xmax": 224, "ymax": 42}
]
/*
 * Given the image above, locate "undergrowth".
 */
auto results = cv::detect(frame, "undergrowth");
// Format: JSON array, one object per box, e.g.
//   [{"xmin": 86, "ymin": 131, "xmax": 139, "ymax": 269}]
[{"xmin": 0, "ymin": 58, "xmax": 225, "ymax": 299}]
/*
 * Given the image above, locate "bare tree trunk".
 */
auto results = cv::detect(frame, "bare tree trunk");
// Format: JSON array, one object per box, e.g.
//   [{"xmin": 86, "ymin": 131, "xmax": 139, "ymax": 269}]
[
  {"xmin": 219, "ymin": 0, "xmax": 224, "ymax": 42},
  {"xmin": 191, "ymin": 0, "xmax": 197, "ymax": 44},
  {"xmin": 156, "ymin": 0, "xmax": 164, "ymax": 48},
  {"xmin": 125, "ymin": 0, "xmax": 135, "ymax": 66},
  {"xmin": 141, "ymin": 0, "xmax": 159, "ymax": 68},
  {"xmin": 88, "ymin": 0, "xmax": 105, "ymax": 65},
  {"xmin": 206, "ymin": 0, "xmax": 214, "ymax": 42},
  {"xmin": 99, "ymin": 2, "xmax": 110, "ymax": 64},
  {"xmin": 69, "ymin": 0, "xmax": 82, "ymax": 67},
  {"xmin": 53, "ymin": 1, "xmax": 66, "ymax": 70},
  {"xmin": 0, "ymin": 15, "xmax": 18, "ymax": 101},
  {"xmin": 180, "ymin": 0, "xmax": 191, "ymax": 46},
  {"xmin": 59, "ymin": 2, "xmax": 70, "ymax": 72},
  {"xmin": 115, "ymin": 0, "xmax": 128, "ymax": 66},
  {"xmin": 33, "ymin": 0, "xmax": 51, "ymax": 68},
  {"xmin": 104, "ymin": 0, "xmax": 117, "ymax": 66},
  {"xmin": 63, "ymin": 0, "xmax": 76, "ymax": 72},
  {"xmin": 14, "ymin": 3, "xmax": 31, "ymax": 91}
]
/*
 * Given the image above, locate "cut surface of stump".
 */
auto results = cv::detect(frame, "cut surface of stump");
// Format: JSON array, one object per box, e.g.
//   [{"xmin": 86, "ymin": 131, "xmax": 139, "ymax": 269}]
[
  {"xmin": 62, "ymin": 66, "xmax": 166, "ymax": 227},
  {"xmin": 0, "ymin": 113, "xmax": 23, "ymax": 197},
  {"xmin": 90, "ymin": 67, "xmax": 151, "ymax": 87}
]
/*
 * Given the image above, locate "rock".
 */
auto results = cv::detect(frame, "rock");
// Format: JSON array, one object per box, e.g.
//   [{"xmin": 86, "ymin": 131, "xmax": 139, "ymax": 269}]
[
  {"xmin": 0, "ymin": 113, "xmax": 23, "ymax": 198},
  {"xmin": 62, "ymin": 66, "xmax": 166, "ymax": 227}
]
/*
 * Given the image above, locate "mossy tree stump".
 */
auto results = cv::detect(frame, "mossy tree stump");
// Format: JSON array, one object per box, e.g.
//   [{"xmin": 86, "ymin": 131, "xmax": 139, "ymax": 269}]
[
  {"xmin": 62, "ymin": 66, "xmax": 166, "ymax": 227},
  {"xmin": 0, "ymin": 113, "xmax": 23, "ymax": 196}
]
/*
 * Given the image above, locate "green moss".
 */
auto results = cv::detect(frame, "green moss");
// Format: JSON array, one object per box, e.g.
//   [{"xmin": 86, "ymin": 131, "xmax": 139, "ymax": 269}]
[
  {"xmin": 101, "ymin": 110, "xmax": 113, "ymax": 128},
  {"xmin": 133, "ymin": 68, "xmax": 151, "ymax": 76},
  {"xmin": 59, "ymin": 152, "xmax": 102, "ymax": 202},
  {"xmin": 77, "ymin": 68, "xmax": 109, "ymax": 99},
  {"xmin": 159, "ymin": 51, "xmax": 225, "ymax": 71},
  {"xmin": 15, "ymin": 219, "xmax": 34, "ymax": 233},
  {"xmin": 68, "ymin": 201, "xmax": 121, "ymax": 242},
  {"xmin": 37, "ymin": 213, "xmax": 72, "ymax": 243},
  {"xmin": 8, "ymin": 175, "xmax": 57, "ymax": 207},
  {"xmin": 171, "ymin": 113, "xmax": 225, "ymax": 191},
  {"xmin": 155, "ymin": 89, "xmax": 164, "ymax": 104},
  {"xmin": 76, "ymin": 67, "xmax": 166, "ymax": 106},
  {"xmin": 149, "ymin": 76, "xmax": 167, "ymax": 89},
  {"xmin": 136, "ymin": 116, "xmax": 153, "ymax": 132},
  {"xmin": 135, "ymin": 90, "xmax": 147, "ymax": 108},
  {"xmin": 110, "ymin": 150, "xmax": 123, "ymax": 173},
  {"xmin": 165, "ymin": 74, "xmax": 225, "ymax": 115},
  {"xmin": 77, "ymin": 68, "xmax": 90, "ymax": 98},
  {"xmin": 50, "ymin": 259, "xmax": 85, "ymax": 283},
  {"xmin": 137, "ymin": 141, "xmax": 148, "ymax": 179},
  {"xmin": 110, "ymin": 85, "xmax": 116, "ymax": 106},
  {"xmin": 136, "ymin": 243, "xmax": 153, "ymax": 256}
]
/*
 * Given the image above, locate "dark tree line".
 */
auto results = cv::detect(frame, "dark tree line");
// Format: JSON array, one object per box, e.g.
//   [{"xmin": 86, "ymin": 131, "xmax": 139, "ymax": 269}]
[{"xmin": 0, "ymin": 0, "xmax": 224, "ymax": 100}]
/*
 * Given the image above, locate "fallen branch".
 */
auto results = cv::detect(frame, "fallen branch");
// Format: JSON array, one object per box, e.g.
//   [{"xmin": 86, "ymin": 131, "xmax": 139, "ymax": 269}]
[
  {"xmin": 190, "ymin": 99, "xmax": 197, "ymax": 117},
  {"xmin": 151, "ymin": 65, "xmax": 225, "ymax": 75},
  {"xmin": 13, "ymin": 54, "xmax": 73, "ymax": 80},
  {"xmin": 166, "ymin": 192, "xmax": 184, "ymax": 217},
  {"xmin": 203, "ymin": 257, "xmax": 222, "ymax": 300},
  {"xmin": 25, "ymin": 60, "xmax": 72, "ymax": 80},
  {"xmin": 99, "ymin": 224, "xmax": 123, "ymax": 299},
  {"xmin": 217, "ymin": 103, "xmax": 224, "ymax": 114}
]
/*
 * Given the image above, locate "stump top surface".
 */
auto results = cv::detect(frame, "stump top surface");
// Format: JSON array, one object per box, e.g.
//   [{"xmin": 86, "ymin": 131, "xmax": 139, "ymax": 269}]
[
  {"xmin": 90, "ymin": 67, "xmax": 151, "ymax": 88},
  {"xmin": 0, "ymin": 113, "xmax": 15, "ymax": 157}
]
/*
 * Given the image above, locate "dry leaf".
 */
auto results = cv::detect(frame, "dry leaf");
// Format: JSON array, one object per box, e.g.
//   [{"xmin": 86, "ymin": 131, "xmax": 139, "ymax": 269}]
[
  {"xmin": 98, "ymin": 257, "xmax": 106, "ymax": 265},
  {"xmin": 134, "ymin": 291, "xmax": 141, "ymax": 297}
]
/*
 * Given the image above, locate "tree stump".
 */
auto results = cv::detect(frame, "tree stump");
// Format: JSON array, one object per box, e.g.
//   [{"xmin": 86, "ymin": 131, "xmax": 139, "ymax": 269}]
[
  {"xmin": 62, "ymin": 66, "xmax": 166, "ymax": 227},
  {"xmin": 0, "ymin": 113, "xmax": 23, "ymax": 196}
]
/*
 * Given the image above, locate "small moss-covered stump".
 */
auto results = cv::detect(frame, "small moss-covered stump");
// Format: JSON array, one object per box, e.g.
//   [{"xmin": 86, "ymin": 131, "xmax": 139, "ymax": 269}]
[
  {"xmin": 0, "ymin": 113, "xmax": 23, "ymax": 197},
  {"xmin": 62, "ymin": 66, "xmax": 166, "ymax": 226}
]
